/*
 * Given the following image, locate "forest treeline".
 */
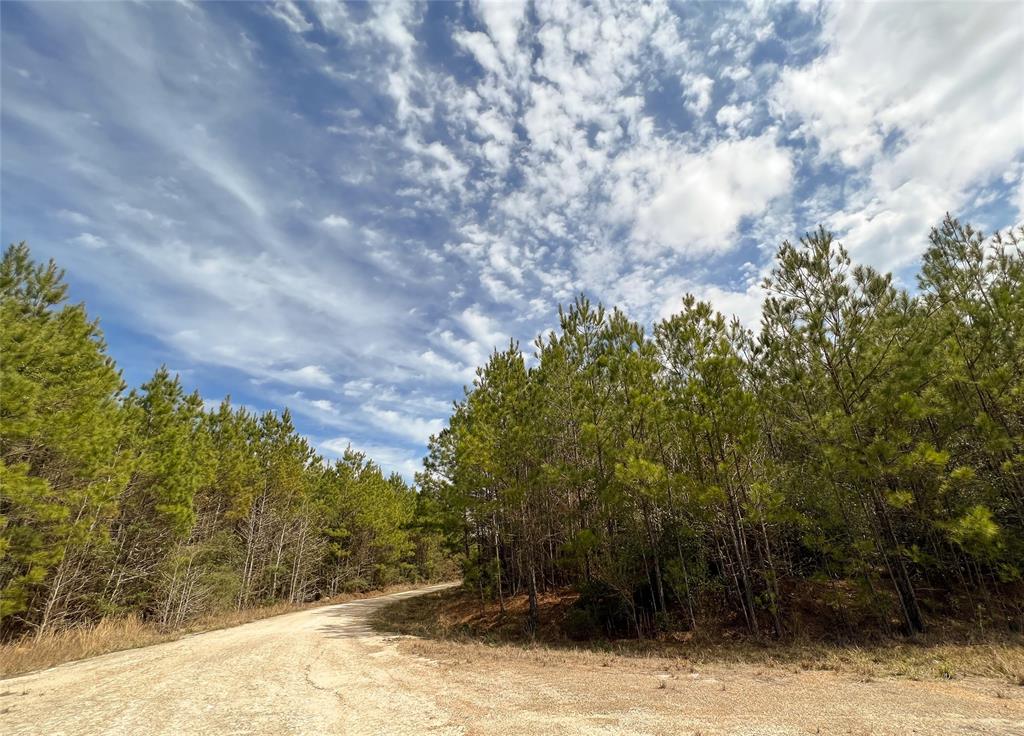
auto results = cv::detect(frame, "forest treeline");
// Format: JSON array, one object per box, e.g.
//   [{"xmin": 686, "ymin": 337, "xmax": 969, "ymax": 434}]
[
  {"xmin": 419, "ymin": 217, "xmax": 1024, "ymax": 639},
  {"xmin": 0, "ymin": 243, "xmax": 451, "ymax": 638}
]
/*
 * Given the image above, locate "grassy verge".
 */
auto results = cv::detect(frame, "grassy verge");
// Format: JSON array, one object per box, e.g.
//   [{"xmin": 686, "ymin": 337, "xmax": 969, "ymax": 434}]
[
  {"xmin": 1, "ymin": 583, "xmax": 430, "ymax": 678},
  {"xmin": 372, "ymin": 587, "xmax": 1024, "ymax": 685}
]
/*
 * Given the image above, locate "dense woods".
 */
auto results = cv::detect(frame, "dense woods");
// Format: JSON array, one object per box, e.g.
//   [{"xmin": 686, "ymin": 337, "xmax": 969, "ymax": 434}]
[
  {"xmin": 0, "ymin": 243, "xmax": 450, "ymax": 638},
  {"xmin": 3, "ymin": 216, "xmax": 1021, "ymax": 645},
  {"xmin": 421, "ymin": 217, "xmax": 1024, "ymax": 639}
]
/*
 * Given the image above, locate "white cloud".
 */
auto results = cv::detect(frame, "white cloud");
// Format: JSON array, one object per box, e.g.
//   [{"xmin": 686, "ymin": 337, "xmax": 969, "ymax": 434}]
[
  {"xmin": 455, "ymin": 31, "xmax": 503, "ymax": 76},
  {"xmin": 320, "ymin": 213, "xmax": 350, "ymax": 228},
  {"xmin": 420, "ymin": 349, "xmax": 473, "ymax": 382},
  {"xmin": 362, "ymin": 405, "xmax": 444, "ymax": 444},
  {"xmin": 682, "ymin": 73, "xmax": 714, "ymax": 116},
  {"xmin": 272, "ymin": 364, "xmax": 334, "ymax": 388},
  {"xmin": 405, "ymin": 136, "xmax": 469, "ymax": 192},
  {"xmin": 309, "ymin": 398, "xmax": 337, "ymax": 413},
  {"xmin": 113, "ymin": 201, "xmax": 178, "ymax": 228},
  {"xmin": 472, "ymin": 0, "xmax": 528, "ymax": 64},
  {"xmin": 367, "ymin": 1, "xmax": 419, "ymax": 59},
  {"xmin": 267, "ymin": 2, "xmax": 311, "ymax": 34},
  {"xmin": 57, "ymin": 208, "xmax": 90, "ymax": 225},
  {"xmin": 69, "ymin": 232, "xmax": 107, "ymax": 249},
  {"xmin": 306, "ymin": 1, "xmax": 348, "ymax": 36},
  {"xmin": 342, "ymin": 378, "xmax": 375, "ymax": 397},
  {"xmin": 431, "ymin": 305, "xmax": 512, "ymax": 371},
  {"xmin": 715, "ymin": 102, "xmax": 753, "ymax": 132},
  {"xmin": 1015, "ymin": 168, "xmax": 1024, "ymax": 222},
  {"xmin": 773, "ymin": 1, "xmax": 1024, "ymax": 269},
  {"xmin": 659, "ymin": 282, "xmax": 765, "ymax": 329},
  {"xmin": 636, "ymin": 135, "xmax": 793, "ymax": 255}
]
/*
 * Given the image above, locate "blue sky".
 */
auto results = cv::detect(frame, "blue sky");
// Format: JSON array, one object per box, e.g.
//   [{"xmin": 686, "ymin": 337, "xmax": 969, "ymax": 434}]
[{"xmin": 3, "ymin": 1, "xmax": 1022, "ymax": 478}]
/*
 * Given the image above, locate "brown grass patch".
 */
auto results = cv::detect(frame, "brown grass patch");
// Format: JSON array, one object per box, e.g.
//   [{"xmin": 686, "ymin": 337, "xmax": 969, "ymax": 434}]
[
  {"xmin": 372, "ymin": 587, "xmax": 1024, "ymax": 685},
  {"xmin": 1, "ymin": 583, "xmax": 433, "ymax": 678}
]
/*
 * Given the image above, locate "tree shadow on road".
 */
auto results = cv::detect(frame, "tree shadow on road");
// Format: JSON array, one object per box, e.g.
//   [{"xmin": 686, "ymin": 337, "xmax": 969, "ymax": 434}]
[
  {"xmin": 369, "ymin": 587, "xmax": 1024, "ymax": 685},
  {"xmin": 313, "ymin": 585, "xmax": 459, "ymax": 640}
]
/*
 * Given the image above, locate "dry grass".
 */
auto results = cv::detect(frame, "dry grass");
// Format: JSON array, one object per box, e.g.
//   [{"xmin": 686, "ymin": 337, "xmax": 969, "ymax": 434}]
[
  {"xmin": 373, "ymin": 587, "xmax": 1024, "ymax": 685},
  {"xmin": 1, "ymin": 583, "xmax": 433, "ymax": 678}
]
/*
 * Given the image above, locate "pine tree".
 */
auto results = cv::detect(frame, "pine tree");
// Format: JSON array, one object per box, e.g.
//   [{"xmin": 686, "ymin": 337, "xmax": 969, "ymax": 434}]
[{"xmin": 0, "ymin": 244, "xmax": 127, "ymax": 631}]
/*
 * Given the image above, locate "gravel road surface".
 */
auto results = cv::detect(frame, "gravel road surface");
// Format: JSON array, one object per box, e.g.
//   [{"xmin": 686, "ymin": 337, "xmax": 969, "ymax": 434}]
[{"xmin": 2, "ymin": 582, "xmax": 1020, "ymax": 735}]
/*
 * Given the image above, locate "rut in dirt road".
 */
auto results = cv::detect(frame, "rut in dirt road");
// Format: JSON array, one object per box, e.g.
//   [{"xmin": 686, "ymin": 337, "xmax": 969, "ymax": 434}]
[{"xmin": 2, "ymin": 582, "xmax": 1021, "ymax": 736}]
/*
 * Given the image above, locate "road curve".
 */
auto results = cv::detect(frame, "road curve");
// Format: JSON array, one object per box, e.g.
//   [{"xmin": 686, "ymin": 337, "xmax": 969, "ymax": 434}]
[{"xmin": 1, "ymin": 583, "xmax": 459, "ymax": 736}]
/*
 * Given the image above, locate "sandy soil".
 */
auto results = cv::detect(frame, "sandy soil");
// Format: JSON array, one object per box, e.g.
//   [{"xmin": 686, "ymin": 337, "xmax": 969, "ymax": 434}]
[{"xmin": 1, "ymin": 582, "xmax": 1020, "ymax": 735}]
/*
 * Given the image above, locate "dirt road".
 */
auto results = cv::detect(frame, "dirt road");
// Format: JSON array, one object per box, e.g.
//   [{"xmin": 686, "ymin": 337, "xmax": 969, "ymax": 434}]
[{"xmin": 2, "ymin": 582, "xmax": 1020, "ymax": 735}]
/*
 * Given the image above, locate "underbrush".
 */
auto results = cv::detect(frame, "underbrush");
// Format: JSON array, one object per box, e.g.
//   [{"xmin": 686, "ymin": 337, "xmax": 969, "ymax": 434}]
[
  {"xmin": 372, "ymin": 587, "xmax": 1024, "ymax": 685},
  {"xmin": 1, "ymin": 583, "xmax": 428, "ymax": 678}
]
